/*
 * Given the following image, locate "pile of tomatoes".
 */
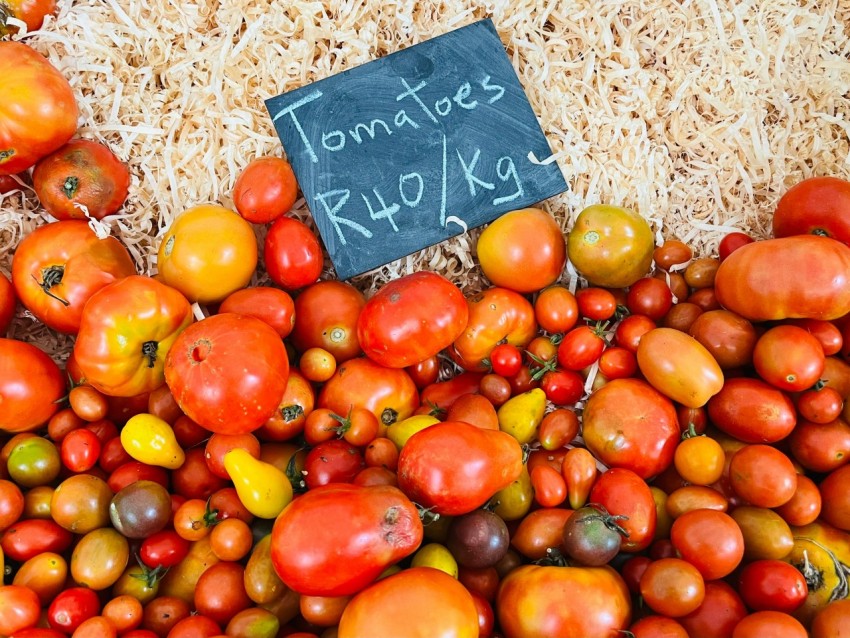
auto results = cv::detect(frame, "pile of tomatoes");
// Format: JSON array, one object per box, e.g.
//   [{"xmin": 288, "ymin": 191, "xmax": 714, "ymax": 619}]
[{"xmin": 6, "ymin": 15, "xmax": 850, "ymax": 638}]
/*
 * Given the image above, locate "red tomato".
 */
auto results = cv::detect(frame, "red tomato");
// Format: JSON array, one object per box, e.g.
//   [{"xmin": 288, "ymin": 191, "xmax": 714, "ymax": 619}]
[
  {"xmin": 687, "ymin": 309, "xmax": 758, "ymax": 370},
  {"xmin": 679, "ymin": 580, "xmax": 748, "ymax": 638},
  {"xmin": 728, "ymin": 444, "xmax": 798, "ymax": 508},
  {"xmin": 738, "ymin": 559, "xmax": 808, "ymax": 613},
  {"xmin": 0, "ymin": 41, "xmax": 78, "ymax": 175},
  {"xmin": 419, "ymin": 371, "xmax": 485, "ymax": 413},
  {"xmin": 576, "ymin": 287, "xmax": 618, "ymax": 321},
  {"xmin": 0, "ymin": 584, "xmax": 40, "ymax": 635},
  {"xmin": 165, "ymin": 313, "xmax": 289, "ymax": 434},
  {"xmin": 786, "ymin": 318, "xmax": 843, "ymax": 356},
  {"xmin": 0, "ymin": 338, "xmax": 65, "ymax": 433},
  {"xmin": 718, "ymin": 231, "xmax": 755, "ymax": 261},
  {"xmin": 534, "ymin": 285, "xmax": 578, "ymax": 334},
  {"xmin": 140, "ymin": 530, "xmax": 191, "ymax": 569},
  {"xmin": 32, "ymin": 139, "xmax": 130, "ymax": 220},
  {"xmin": 628, "ymin": 616, "xmax": 688, "ymax": 638},
  {"xmin": 357, "ymin": 271, "xmax": 468, "ymax": 368},
  {"xmin": 11, "ymin": 220, "xmax": 136, "ymax": 334},
  {"xmin": 496, "ymin": 565, "xmax": 631, "ymax": 638},
  {"xmin": 291, "ymin": 280, "xmax": 365, "ymax": 361},
  {"xmin": 539, "ymin": 369, "xmax": 584, "ymax": 405},
  {"xmin": 59, "ymin": 428, "xmax": 101, "ymax": 473},
  {"xmin": 271, "ymin": 484, "xmax": 423, "ymax": 596},
  {"xmin": 194, "ymin": 561, "xmax": 251, "ymax": 626},
  {"xmin": 398, "ymin": 421, "xmax": 523, "ymax": 516},
  {"xmin": 614, "ymin": 313, "xmax": 657, "ymax": 352},
  {"xmin": 582, "ymin": 378, "xmax": 679, "ymax": 478},
  {"xmin": 670, "ymin": 509, "xmax": 744, "ymax": 580},
  {"xmin": 731, "ymin": 611, "xmax": 807, "ymax": 638},
  {"xmin": 47, "ymin": 587, "xmax": 101, "ymax": 633},
  {"xmin": 232, "ymin": 156, "xmax": 298, "ymax": 224},
  {"xmin": 598, "ymin": 346, "xmax": 637, "ymax": 379},
  {"xmin": 627, "ymin": 277, "xmax": 674, "ymax": 320},
  {"xmin": 715, "ymin": 235, "xmax": 850, "ymax": 321},
  {"xmin": 557, "ymin": 324, "xmax": 606, "ymax": 370},
  {"xmin": 170, "ymin": 448, "xmax": 228, "ymax": 500},
  {"xmin": 819, "ymin": 464, "xmax": 850, "ymax": 531},
  {"xmin": 753, "ymin": 324, "xmax": 825, "ymax": 392},
  {"xmin": 707, "ymin": 377, "xmax": 797, "ymax": 443},
  {"xmin": 217, "ymin": 286, "xmax": 295, "ymax": 338},
  {"xmin": 639, "ymin": 558, "xmax": 705, "ymax": 618},
  {"xmin": 303, "ymin": 439, "xmax": 365, "ymax": 489},
  {"xmin": 773, "ymin": 176, "xmax": 850, "ymax": 245},
  {"xmin": 488, "ymin": 343, "xmax": 523, "ymax": 377},
  {"xmin": 787, "ymin": 417, "xmax": 850, "ymax": 473},
  {"xmin": 589, "ymin": 467, "xmax": 657, "ymax": 552},
  {"xmin": 163, "ymin": 615, "xmax": 221, "ymax": 638},
  {"xmin": 0, "ymin": 272, "xmax": 15, "ymax": 334},
  {"xmin": 107, "ymin": 461, "xmax": 169, "ymax": 494},
  {"xmin": 476, "ymin": 208, "xmax": 566, "ymax": 293},
  {"xmin": 264, "ymin": 216, "xmax": 323, "ymax": 290}
]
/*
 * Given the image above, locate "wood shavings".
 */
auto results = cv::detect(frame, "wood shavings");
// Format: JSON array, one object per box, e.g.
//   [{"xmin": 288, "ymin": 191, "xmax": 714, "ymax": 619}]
[{"xmin": 1, "ymin": 0, "xmax": 849, "ymax": 363}]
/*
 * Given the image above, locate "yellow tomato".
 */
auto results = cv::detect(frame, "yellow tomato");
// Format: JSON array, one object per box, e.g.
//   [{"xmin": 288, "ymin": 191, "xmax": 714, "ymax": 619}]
[
  {"xmin": 493, "ymin": 465, "xmax": 534, "ymax": 521},
  {"xmin": 386, "ymin": 414, "xmax": 440, "ymax": 450},
  {"xmin": 224, "ymin": 448, "xmax": 293, "ymax": 519},
  {"xmin": 411, "ymin": 543, "xmax": 459, "ymax": 578},
  {"xmin": 157, "ymin": 204, "xmax": 258, "ymax": 304},
  {"xmin": 121, "ymin": 413, "xmax": 185, "ymax": 469},
  {"xmin": 497, "ymin": 388, "xmax": 546, "ymax": 444}
]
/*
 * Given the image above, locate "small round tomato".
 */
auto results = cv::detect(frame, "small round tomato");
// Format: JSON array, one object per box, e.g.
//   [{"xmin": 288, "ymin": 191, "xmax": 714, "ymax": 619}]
[
  {"xmin": 718, "ymin": 231, "xmax": 755, "ymax": 260},
  {"xmin": 753, "ymin": 324, "xmax": 825, "ymax": 392},
  {"xmin": 303, "ymin": 439, "xmax": 365, "ymax": 489},
  {"xmin": 194, "ymin": 561, "xmax": 252, "ymax": 626},
  {"xmin": 654, "ymin": 239, "xmax": 693, "ymax": 270},
  {"xmin": 627, "ymin": 277, "xmax": 673, "ymax": 320},
  {"xmin": 614, "ymin": 313, "xmax": 656, "ymax": 352},
  {"xmin": 477, "ymin": 208, "xmax": 566, "ymax": 293},
  {"xmin": 670, "ymin": 509, "xmax": 744, "ymax": 580},
  {"xmin": 795, "ymin": 386, "xmax": 844, "ymax": 424},
  {"xmin": 217, "ymin": 286, "xmax": 295, "ymax": 338},
  {"xmin": 673, "ymin": 434, "xmax": 725, "ymax": 486},
  {"xmin": 557, "ymin": 324, "xmax": 606, "ymax": 370},
  {"xmin": 534, "ymin": 285, "xmax": 578, "ymax": 334},
  {"xmin": 264, "ymin": 216, "xmax": 323, "ymax": 291},
  {"xmin": 738, "ymin": 559, "xmax": 808, "ymax": 612},
  {"xmin": 576, "ymin": 287, "xmax": 617, "ymax": 321},
  {"xmin": 140, "ymin": 529, "xmax": 190, "ymax": 569},
  {"xmin": 157, "ymin": 204, "xmax": 258, "ymax": 304},
  {"xmin": 679, "ymin": 580, "xmax": 748, "ymax": 638},
  {"xmin": 598, "ymin": 346, "xmax": 637, "ymax": 379},
  {"xmin": 489, "ymin": 343, "xmax": 523, "ymax": 377},
  {"xmin": 60, "ymin": 427, "xmax": 101, "ymax": 472},
  {"xmin": 291, "ymin": 280, "xmax": 365, "ymax": 361},
  {"xmin": 539, "ymin": 369, "xmax": 584, "ymax": 405},
  {"xmin": 232, "ymin": 156, "xmax": 298, "ymax": 224},
  {"xmin": 640, "ymin": 558, "xmax": 705, "ymax": 617},
  {"xmin": 731, "ymin": 611, "xmax": 807, "ymax": 638}
]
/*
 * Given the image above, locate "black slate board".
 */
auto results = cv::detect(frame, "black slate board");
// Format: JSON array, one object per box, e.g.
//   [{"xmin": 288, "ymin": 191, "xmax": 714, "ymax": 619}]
[{"xmin": 265, "ymin": 18, "xmax": 568, "ymax": 280}]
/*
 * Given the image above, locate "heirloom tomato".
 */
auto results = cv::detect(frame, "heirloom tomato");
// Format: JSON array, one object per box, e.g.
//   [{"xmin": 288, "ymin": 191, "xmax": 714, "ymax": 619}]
[
  {"xmin": 0, "ymin": 41, "xmax": 77, "ymax": 175},
  {"xmin": 12, "ymin": 219, "xmax": 136, "ymax": 334},
  {"xmin": 32, "ymin": 139, "xmax": 130, "ymax": 220},
  {"xmin": 318, "ymin": 356, "xmax": 418, "ymax": 427},
  {"xmin": 714, "ymin": 235, "xmax": 850, "ymax": 321},
  {"xmin": 639, "ymin": 558, "xmax": 705, "ymax": 618},
  {"xmin": 671, "ymin": 509, "xmax": 744, "ymax": 580},
  {"xmin": 450, "ymin": 287, "xmax": 537, "ymax": 371},
  {"xmin": 270, "ymin": 484, "xmax": 423, "ymax": 596},
  {"xmin": 496, "ymin": 564, "xmax": 631, "ymax": 638},
  {"xmin": 165, "ymin": 313, "xmax": 289, "ymax": 434},
  {"xmin": 0, "ymin": 338, "xmax": 65, "ymax": 432},
  {"xmin": 0, "ymin": 0, "xmax": 57, "ymax": 34},
  {"xmin": 244, "ymin": 534, "xmax": 288, "ymax": 604},
  {"xmin": 338, "ymin": 567, "xmax": 478, "ymax": 638},
  {"xmin": 74, "ymin": 275, "xmax": 193, "ymax": 397},
  {"xmin": 12, "ymin": 551, "xmax": 67, "ymax": 605},
  {"xmin": 567, "ymin": 203, "xmax": 654, "ymax": 288},
  {"xmin": 291, "ymin": 279, "xmax": 365, "ymax": 361},
  {"xmin": 158, "ymin": 536, "xmax": 220, "ymax": 604},
  {"xmin": 358, "ymin": 271, "xmax": 468, "ymax": 368},
  {"xmin": 120, "ymin": 414, "xmax": 185, "ymax": 470},
  {"xmin": 397, "ymin": 421, "xmax": 523, "ymax": 516},
  {"xmin": 687, "ymin": 308, "xmax": 757, "ymax": 369},
  {"xmin": 232, "ymin": 156, "xmax": 298, "ymax": 224},
  {"xmin": 476, "ymin": 207, "xmax": 566, "ymax": 293},
  {"xmin": 582, "ymin": 378, "xmax": 679, "ymax": 478},
  {"xmin": 707, "ymin": 377, "xmax": 797, "ymax": 443},
  {"xmin": 590, "ymin": 467, "xmax": 657, "ymax": 552},
  {"xmin": 218, "ymin": 286, "xmax": 295, "ymax": 338},
  {"xmin": 753, "ymin": 324, "xmax": 825, "ymax": 392},
  {"xmin": 224, "ymin": 448, "xmax": 292, "ymax": 519},
  {"xmin": 70, "ymin": 527, "xmax": 130, "ymax": 590},
  {"xmin": 157, "ymin": 204, "xmax": 257, "ymax": 304},
  {"xmin": 0, "ymin": 272, "xmax": 14, "ymax": 334},
  {"xmin": 264, "ymin": 216, "xmax": 323, "ymax": 290},
  {"xmin": 773, "ymin": 176, "xmax": 850, "ymax": 245},
  {"xmin": 257, "ymin": 369, "xmax": 314, "ymax": 441}
]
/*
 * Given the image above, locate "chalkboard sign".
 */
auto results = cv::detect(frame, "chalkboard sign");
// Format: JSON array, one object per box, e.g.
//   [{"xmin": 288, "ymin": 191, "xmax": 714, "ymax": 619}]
[{"xmin": 265, "ymin": 18, "xmax": 567, "ymax": 280}]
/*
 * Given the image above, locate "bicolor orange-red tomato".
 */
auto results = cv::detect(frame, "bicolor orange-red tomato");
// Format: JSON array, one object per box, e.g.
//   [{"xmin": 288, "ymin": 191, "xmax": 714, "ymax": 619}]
[
  {"xmin": 291, "ymin": 280, "xmax": 366, "ymax": 361},
  {"xmin": 0, "ymin": 339, "xmax": 65, "ymax": 433},
  {"xmin": 590, "ymin": 467, "xmax": 657, "ymax": 553}
]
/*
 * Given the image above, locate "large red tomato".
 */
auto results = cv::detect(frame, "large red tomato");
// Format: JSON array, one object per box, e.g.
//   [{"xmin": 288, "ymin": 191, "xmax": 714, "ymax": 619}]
[
  {"xmin": 338, "ymin": 567, "xmax": 478, "ymax": 638},
  {"xmin": 270, "ymin": 484, "xmax": 423, "ymax": 596},
  {"xmin": 11, "ymin": 220, "xmax": 137, "ymax": 334},
  {"xmin": 358, "ymin": 271, "xmax": 468, "ymax": 368},
  {"xmin": 476, "ymin": 207, "xmax": 566, "ymax": 293},
  {"xmin": 715, "ymin": 235, "xmax": 850, "ymax": 321},
  {"xmin": 291, "ymin": 280, "xmax": 366, "ymax": 361},
  {"xmin": 397, "ymin": 421, "xmax": 523, "ymax": 515},
  {"xmin": 0, "ymin": 339, "xmax": 65, "ymax": 433},
  {"xmin": 0, "ymin": 42, "xmax": 77, "ymax": 175},
  {"xmin": 582, "ymin": 378, "xmax": 679, "ymax": 478},
  {"xmin": 706, "ymin": 377, "xmax": 797, "ymax": 443},
  {"xmin": 773, "ymin": 176, "xmax": 850, "ymax": 245},
  {"xmin": 496, "ymin": 564, "xmax": 631, "ymax": 638},
  {"xmin": 74, "ymin": 275, "xmax": 193, "ymax": 397},
  {"xmin": 165, "ymin": 313, "xmax": 289, "ymax": 434}
]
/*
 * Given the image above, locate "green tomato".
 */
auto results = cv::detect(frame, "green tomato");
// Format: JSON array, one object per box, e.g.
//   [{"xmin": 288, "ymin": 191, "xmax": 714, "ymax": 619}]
[{"xmin": 7, "ymin": 437, "xmax": 61, "ymax": 487}]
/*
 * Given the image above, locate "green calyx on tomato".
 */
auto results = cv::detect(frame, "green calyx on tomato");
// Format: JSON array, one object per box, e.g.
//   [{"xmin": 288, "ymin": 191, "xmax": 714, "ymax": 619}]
[
  {"xmin": 33, "ymin": 264, "xmax": 69, "ymax": 306},
  {"xmin": 62, "ymin": 175, "xmax": 78, "ymax": 198}
]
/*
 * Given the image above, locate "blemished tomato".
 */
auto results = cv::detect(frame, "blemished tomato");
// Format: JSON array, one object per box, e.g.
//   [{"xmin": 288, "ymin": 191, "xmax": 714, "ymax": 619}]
[
  {"xmin": 0, "ymin": 338, "xmax": 65, "ymax": 433},
  {"xmin": 534, "ymin": 285, "xmax": 579, "ymax": 334},
  {"xmin": 232, "ymin": 156, "xmax": 298, "ymax": 224},
  {"xmin": 496, "ymin": 564, "xmax": 631, "ymax": 638},
  {"xmin": 773, "ymin": 176, "xmax": 850, "ymax": 244},
  {"xmin": 157, "ymin": 204, "xmax": 258, "ymax": 304},
  {"xmin": 728, "ymin": 444, "xmax": 797, "ymax": 508},
  {"xmin": 640, "ymin": 558, "xmax": 705, "ymax": 618},
  {"xmin": 165, "ymin": 313, "xmax": 289, "ymax": 434},
  {"xmin": 264, "ymin": 216, "xmax": 323, "ymax": 291},
  {"xmin": 707, "ymin": 377, "xmax": 797, "ymax": 443},
  {"xmin": 0, "ymin": 41, "xmax": 78, "ymax": 175},
  {"xmin": 671, "ymin": 509, "xmax": 744, "ymax": 580},
  {"xmin": 338, "ymin": 567, "xmax": 479, "ymax": 638},
  {"xmin": 257, "ymin": 368, "xmax": 315, "ymax": 441},
  {"xmin": 567, "ymin": 203, "xmax": 655, "ymax": 288},
  {"xmin": 715, "ymin": 235, "xmax": 850, "ymax": 321},
  {"xmin": 358, "ymin": 271, "xmax": 468, "ymax": 368},
  {"xmin": 0, "ymin": 0, "xmax": 57, "ymax": 34},
  {"xmin": 217, "ymin": 286, "xmax": 295, "ymax": 338},
  {"xmin": 291, "ymin": 279, "xmax": 365, "ymax": 361},
  {"xmin": 738, "ymin": 559, "xmax": 808, "ymax": 613},
  {"xmin": 590, "ymin": 467, "xmax": 657, "ymax": 553},
  {"xmin": 0, "ymin": 584, "xmax": 41, "ymax": 635},
  {"xmin": 476, "ymin": 208, "xmax": 566, "ymax": 293},
  {"xmin": 271, "ymin": 484, "xmax": 423, "ymax": 596}
]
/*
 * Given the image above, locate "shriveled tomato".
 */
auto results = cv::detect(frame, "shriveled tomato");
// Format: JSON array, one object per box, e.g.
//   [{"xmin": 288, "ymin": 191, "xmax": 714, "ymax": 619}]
[
  {"xmin": 291, "ymin": 280, "xmax": 365, "ymax": 361},
  {"xmin": 567, "ymin": 203, "xmax": 654, "ymax": 288},
  {"xmin": 497, "ymin": 564, "xmax": 631, "ymax": 638},
  {"xmin": 0, "ymin": 338, "xmax": 65, "ymax": 433},
  {"xmin": 707, "ymin": 377, "xmax": 797, "ymax": 443},
  {"xmin": 264, "ymin": 216, "xmax": 323, "ymax": 291},
  {"xmin": 476, "ymin": 208, "xmax": 566, "ymax": 293},
  {"xmin": 582, "ymin": 378, "xmax": 679, "ymax": 478},
  {"xmin": 270, "ymin": 484, "xmax": 423, "ymax": 596},
  {"xmin": 232, "ymin": 156, "xmax": 298, "ymax": 224},
  {"xmin": 0, "ymin": 41, "xmax": 77, "ymax": 175},
  {"xmin": 11, "ymin": 220, "xmax": 136, "ymax": 334},
  {"xmin": 397, "ymin": 421, "xmax": 522, "ymax": 516},
  {"xmin": 450, "ymin": 287, "xmax": 537, "ymax": 371},
  {"xmin": 165, "ymin": 313, "xmax": 288, "ymax": 434},
  {"xmin": 339, "ymin": 567, "xmax": 478, "ymax": 638},
  {"xmin": 157, "ymin": 204, "xmax": 258, "ymax": 304},
  {"xmin": 74, "ymin": 275, "xmax": 193, "ymax": 397},
  {"xmin": 773, "ymin": 176, "xmax": 850, "ymax": 244},
  {"xmin": 218, "ymin": 286, "xmax": 295, "ymax": 338},
  {"xmin": 358, "ymin": 271, "xmax": 468, "ymax": 368},
  {"xmin": 715, "ymin": 235, "xmax": 850, "ymax": 321}
]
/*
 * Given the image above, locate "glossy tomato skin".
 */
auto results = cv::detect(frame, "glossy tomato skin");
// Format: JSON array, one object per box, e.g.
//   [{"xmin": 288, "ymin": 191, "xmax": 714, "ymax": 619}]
[
  {"xmin": 0, "ymin": 339, "xmax": 65, "ymax": 433},
  {"xmin": 715, "ymin": 235, "xmax": 850, "ymax": 321},
  {"xmin": 218, "ymin": 286, "xmax": 295, "ymax": 338},
  {"xmin": 0, "ymin": 271, "xmax": 16, "ymax": 334},
  {"xmin": 32, "ymin": 139, "xmax": 130, "ymax": 220},
  {"xmin": 292, "ymin": 280, "xmax": 365, "ymax": 361},
  {"xmin": 707, "ymin": 377, "xmax": 797, "ymax": 443},
  {"xmin": 773, "ymin": 176, "xmax": 850, "ymax": 245},
  {"xmin": 165, "ymin": 313, "xmax": 289, "ymax": 434},
  {"xmin": 590, "ymin": 468, "xmax": 657, "ymax": 553},
  {"xmin": 0, "ymin": 41, "xmax": 78, "ymax": 175},
  {"xmin": 339, "ymin": 567, "xmax": 478, "ymax": 638},
  {"xmin": 397, "ymin": 421, "xmax": 523, "ymax": 516},
  {"xmin": 738, "ymin": 559, "xmax": 808, "ymax": 613},
  {"xmin": 1, "ymin": 519, "xmax": 73, "ymax": 561},
  {"xmin": 263, "ymin": 216, "xmax": 323, "ymax": 291},
  {"xmin": 47, "ymin": 586, "xmax": 101, "ymax": 633},
  {"xmin": 582, "ymin": 378, "xmax": 679, "ymax": 478},
  {"xmin": 11, "ymin": 220, "xmax": 137, "ymax": 334},
  {"xmin": 358, "ymin": 271, "xmax": 468, "ymax": 368},
  {"xmin": 477, "ymin": 208, "xmax": 567, "ymax": 293},
  {"xmin": 232, "ymin": 156, "xmax": 297, "ymax": 224},
  {"xmin": 497, "ymin": 564, "xmax": 631, "ymax": 638},
  {"xmin": 303, "ymin": 439, "xmax": 365, "ymax": 489},
  {"xmin": 0, "ymin": 584, "xmax": 40, "ymax": 636},
  {"xmin": 74, "ymin": 275, "xmax": 193, "ymax": 397},
  {"xmin": 270, "ymin": 484, "xmax": 423, "ymax": 596}
]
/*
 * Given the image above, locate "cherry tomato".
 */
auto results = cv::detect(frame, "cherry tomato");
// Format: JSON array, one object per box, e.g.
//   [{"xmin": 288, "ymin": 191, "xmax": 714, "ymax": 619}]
[
  {"xmin": 640, "ymin": 557, "xmax": 705, "ymax": 617},
  {"xmin": 627, "ymin": 277, "xmax": 673, "ymax": 320},
  {"xmin": 557, "ymin": 324, "xmax": 606, "ymax": 370},
  {"xmin": 534, "ymin": 285, "xmax": 578, "ymax": 334},
  {"xmin": 576, "ymin": 287, "xmax": 617, "ymax": 321},
  {"xmin": 217, "ymin": 286, "xmax": 296, "ymax": 338},
  {"xmin": 489, "ymin": 343, "xmax": 523, "ymax": 377},
  {"xmin": 718, "ymin": 231, "xmax": 755, "ymax": 260},
  {"xmin": 0, "ymin": 584, "xmax": 41, "ymax": 635},
  {"xmin": 232, "ymin": 156, "xmax": 298, "ymax": 224},
  {"xmin": 653, "ymin": 239, "xmax": 693, "ymax": 270},
  {"xmin": 264, "ymin": 216, "xmax": 323, "ymax": 291},
  {"xmin": 47, "ymin": 586, "xmax": 101, "ymax": 633},
  {"xmin": 140, "ymin": 530, "xmax": 191, "ymax": 569},
  {"xmin": 738, "ymin": 559, "xmax": 808, "ymax": 613},
  {"xmin": 540, "ymin": 369, "xmax": 584, "ymax": 405}
]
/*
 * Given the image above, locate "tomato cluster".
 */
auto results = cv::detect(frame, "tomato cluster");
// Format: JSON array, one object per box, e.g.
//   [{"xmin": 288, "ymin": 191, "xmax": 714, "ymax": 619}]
[{"xmin": 5, "ymin": 27, "xmax": 850, "ymax": 638}]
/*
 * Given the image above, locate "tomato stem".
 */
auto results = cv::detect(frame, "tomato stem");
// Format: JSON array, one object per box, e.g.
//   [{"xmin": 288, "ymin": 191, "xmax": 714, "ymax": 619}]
[
  {"xmin": 32, "ymin": 266, "xmax": 70, "ymax": 306},
  {"xmin": 141, "ymin": 341, "xmax": 158, "ymax": 368},
  {"xmin": 62, "ymin": 176, "xmax": 79, "ymax": 199},
  {"xmin": 0, "ymin": 149, "xmax": 13, "ymax": 162}
]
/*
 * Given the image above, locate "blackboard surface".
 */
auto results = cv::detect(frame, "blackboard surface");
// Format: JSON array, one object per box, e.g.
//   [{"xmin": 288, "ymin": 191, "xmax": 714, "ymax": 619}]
[{"xmin": 265, "ymin": 19, "xmax": 567, "ymax": 280}]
